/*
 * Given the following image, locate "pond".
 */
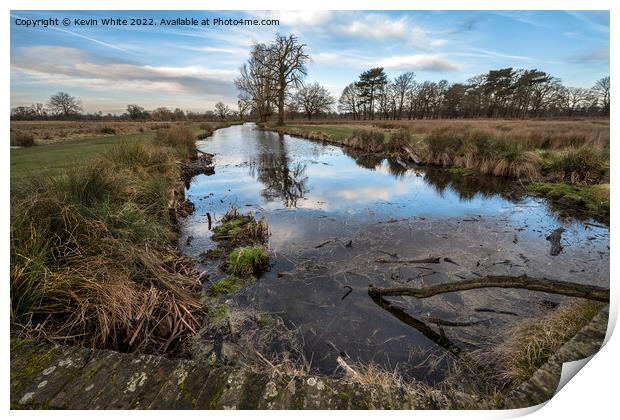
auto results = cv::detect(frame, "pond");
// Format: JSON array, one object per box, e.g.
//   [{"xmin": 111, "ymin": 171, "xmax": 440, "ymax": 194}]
[{"xmin": 180, "ymin": 123, "xmax": 609, "ymax": 383}]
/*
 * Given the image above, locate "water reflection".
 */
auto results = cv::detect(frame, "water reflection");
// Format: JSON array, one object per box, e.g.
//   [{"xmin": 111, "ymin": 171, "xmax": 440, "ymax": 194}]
[
  {"xmin": 181, "ymin": 123, "xmax": 609, "ymax": 380},
  {"xmin": 248, "ymin": 135, "xmax": 308, "ymax": 207}
]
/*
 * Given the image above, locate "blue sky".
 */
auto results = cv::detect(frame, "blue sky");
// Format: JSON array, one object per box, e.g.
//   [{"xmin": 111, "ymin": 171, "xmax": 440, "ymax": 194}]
[{"xmin": 10, "ymin": 10, "xmax": 609, "ymax": 114}]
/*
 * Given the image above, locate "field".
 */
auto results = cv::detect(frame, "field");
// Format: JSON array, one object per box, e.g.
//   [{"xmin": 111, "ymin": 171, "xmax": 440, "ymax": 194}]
[{"xmin": 10, "ymin": 121, "xmax": 230, "ymax": 180}]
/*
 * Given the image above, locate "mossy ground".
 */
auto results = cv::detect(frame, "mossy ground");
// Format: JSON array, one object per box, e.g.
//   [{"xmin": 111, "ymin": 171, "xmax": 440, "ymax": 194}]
[
  {"xmin": 225, "ymin": 246, "xmax": 269, "ymax": 277},
  {"xmin": 530, "ymin": 182, "xmax": 609, "ymax": 219}
]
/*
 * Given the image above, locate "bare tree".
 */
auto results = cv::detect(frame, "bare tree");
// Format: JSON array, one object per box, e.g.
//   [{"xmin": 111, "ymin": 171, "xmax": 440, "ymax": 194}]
[
  {"xmin": 293, "ymin": 83, "xmax": 335, "ymax": 120},
  {"xmin": 235, "ymin": 43, "xmax": 276, "ymax": 122},
  {"xmin": 338, "ymin": 83, "xmax": 361, "ymax": 120},
  {"xmin": 260, "ymin": 34, "xmax": 309, "ymax": 126},
  {"xmin": 214, "ymin": 101, "xmax": 230, "ymax": 121},
  {"xmin": 593, "ymin": 76, "xmax": 610, "ymax": 115},
  {"xmin": 47, "ymin": 92, "xmax": 82, "ymax": 117},
  {"xmin": 393, "ymin": 72, "xmax": 416, "ymax": 119},
  {"xmin": 560, "ymin": 87, "xmax": 595, "ymax": 116}
]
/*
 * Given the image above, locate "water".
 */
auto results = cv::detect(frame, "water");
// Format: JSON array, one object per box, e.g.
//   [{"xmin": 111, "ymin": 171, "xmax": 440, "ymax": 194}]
[{"xmin": 180, "ymin": 123, "xmax": 609, "ymax": 382}]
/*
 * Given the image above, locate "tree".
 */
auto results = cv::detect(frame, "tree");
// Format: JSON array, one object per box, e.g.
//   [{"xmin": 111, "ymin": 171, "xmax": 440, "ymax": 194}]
[
  {"xmin": 356, "ymin": 68, "xmax": 387, "ymax": 120},
  {"xmin": 560, "ymin": 87, "xmax": 595, "ymax": 116},
  {"xmin": 392, "ymin": 72, "xmax": 416, "ymax": 119},
  {"xmin": 260, "ymin": 34, "xmax": 309, "ymax": 126},
  {"xmin": 47, "ymin": 92, "xmax": 82, "ymax": 117},
  {"xmin": 151, "ymin": 107, "xmax": 172, "ymax": 121},
  {"xmin": 126, "ymin": 104, "xmax": 147, "ymax": 120},
  {"xmin": 593, "ymin": 76, "xmax": 610, "ymax": 115},
  {"xmin": 214, "ymin": 101, "xmax": 231, "ymax": 121},
  {"xmin": 293, "ymin": 83, "xmax": 335, "ymax": 120},
  {"xmin": 238, "ymin": 98, "xmax": 251, "ymax": 120},
  {"xmin": 235, "ymin": 43, "xmax": 276, "ymax": 123},
  {"xmin": 338, "ymin": 83, "xmax": 361, "ymax": 120}
]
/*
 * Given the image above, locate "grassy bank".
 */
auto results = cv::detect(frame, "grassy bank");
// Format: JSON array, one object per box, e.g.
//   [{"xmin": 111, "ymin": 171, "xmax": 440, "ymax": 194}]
[
  {"xmin": 10, "ymin": 122, "xmax": 239, "ymax": 356},
  {"xmin": 264, "ymin": 120, "xmax": 609, "ymax": 219}
]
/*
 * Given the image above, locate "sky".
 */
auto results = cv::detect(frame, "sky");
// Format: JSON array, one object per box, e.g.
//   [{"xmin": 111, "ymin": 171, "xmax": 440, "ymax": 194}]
[{"xmin": 10, "ymin": 10, "xmax": 610, "ymax": 114}]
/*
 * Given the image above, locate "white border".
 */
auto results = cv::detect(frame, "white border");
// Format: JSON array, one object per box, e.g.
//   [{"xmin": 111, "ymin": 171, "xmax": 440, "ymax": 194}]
[{"xmin": 2, "ymin": 1, "xmax": 617, "ymax": 419}]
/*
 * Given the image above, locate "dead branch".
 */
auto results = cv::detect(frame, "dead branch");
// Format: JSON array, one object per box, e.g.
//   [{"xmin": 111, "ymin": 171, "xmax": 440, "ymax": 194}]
[
  {"xmin": 368, "ymin": 275, "xmax": 609, "ymax": 302},
  {"xmin": 375, "ymin": 256, "xmax": 441, "ymax": 264}
]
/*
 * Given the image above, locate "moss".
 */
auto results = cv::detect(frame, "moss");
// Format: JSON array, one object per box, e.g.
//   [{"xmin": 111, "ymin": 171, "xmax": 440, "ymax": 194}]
[
  {"xmin": 530, "ymin": 182, "xmax": 610, "ymax": 217},
  {"xmin": 212, "ymin": 217, "xmax": 251, "ymax": 239},
  {"xmin": 209, "ymin": 276, "xmax": 246, "ymax": 295},
  {"xmin": 225, "ymin": 246, "xmax": 269, "ymax": 277},
  {"xmin": 209, "ymin": 304, "xmax": 229, "ymax": 324}
]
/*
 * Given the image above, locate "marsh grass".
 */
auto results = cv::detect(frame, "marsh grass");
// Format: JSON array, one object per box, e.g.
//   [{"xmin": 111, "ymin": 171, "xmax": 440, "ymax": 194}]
[
  {"xmin": 10, "ymin": 128, "xmax": 205, "ymax": 355},
  {"xmin": 480, "ymin": 299, "xmax": 605, "ymax": 387},
  {"xmin": 225, "ymin": 246, "xmax": 270, "ymax": 277},
  {"xmin": 11, "ymin": 131, "xmax": 35, "ymax": 147}
]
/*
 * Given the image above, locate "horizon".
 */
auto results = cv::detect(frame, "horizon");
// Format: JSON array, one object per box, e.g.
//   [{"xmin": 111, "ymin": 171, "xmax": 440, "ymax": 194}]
[{"xmin": 10, "ymin": 10, "xmax": 610, "ymax": 114}]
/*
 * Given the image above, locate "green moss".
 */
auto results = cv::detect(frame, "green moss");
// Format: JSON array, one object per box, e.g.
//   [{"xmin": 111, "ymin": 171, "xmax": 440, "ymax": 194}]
[
  {"xmin": 530, "ymin": 182, "xmax": 610, "ymax": 217},
  {"xmin": 209, "ymin": 304, "xmax": 229, "ymax": 323},
  {"xmin": 225, "ymin": 246, "xmax": 269, "ymax": 277},
  {"xmin": 212, "ymin": 216, "xmax": 251, "ymax": 239},
  {"xmin": 210, "ymin": 276, "xmax": 245, "ymax": 295}
]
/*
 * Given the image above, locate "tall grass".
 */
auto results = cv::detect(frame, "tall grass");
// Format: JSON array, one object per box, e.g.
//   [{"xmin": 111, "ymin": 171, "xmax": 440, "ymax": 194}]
[{"xmin": 10, "ymin": 128, "xmax": 204, "ymax": 355}]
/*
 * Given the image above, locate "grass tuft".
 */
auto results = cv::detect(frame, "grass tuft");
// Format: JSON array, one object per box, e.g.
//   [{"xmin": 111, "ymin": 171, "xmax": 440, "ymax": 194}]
[{"xmin": 225, "ymin": 246, "xmax": 269, "ymax": 277}]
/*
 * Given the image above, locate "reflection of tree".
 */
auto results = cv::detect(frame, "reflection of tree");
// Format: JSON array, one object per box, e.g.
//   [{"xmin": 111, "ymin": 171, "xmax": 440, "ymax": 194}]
[
  {"xmin": 421, "ymin": 167, "xmax": 520, "ymax": 202},
  {"xmin": 249, "ymin": 135, "xmax": 308, "ymax": 207},
  {"xmin": 341, "ymin": 148, "xmax": 384, "ymax": 170}
]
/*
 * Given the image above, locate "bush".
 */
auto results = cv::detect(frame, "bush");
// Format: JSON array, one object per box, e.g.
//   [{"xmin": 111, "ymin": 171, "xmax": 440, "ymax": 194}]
[
  {"xmin": 10, "ymin": 131, "xmax": 35, "ymax": 147},
  {"xmin": 552, "ymin": 147, "xmax": 608, "ymax": 184},
  {"xmin": 99, "ymin": 126, "xmax": 117, "ymax": 135}
]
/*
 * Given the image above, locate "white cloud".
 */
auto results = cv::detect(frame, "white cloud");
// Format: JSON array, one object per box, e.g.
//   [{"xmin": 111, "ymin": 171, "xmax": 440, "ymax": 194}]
[
  {"xmin": 380, "ymin": 54, "xmax": 459, "ymax": 72},
  {"xmin": 338, "ymin": 14, "xmax": 409, "ymax": 39},
  {"xmin": 250, "ymin": 10, "xmax": 332, "ymax": 27}
]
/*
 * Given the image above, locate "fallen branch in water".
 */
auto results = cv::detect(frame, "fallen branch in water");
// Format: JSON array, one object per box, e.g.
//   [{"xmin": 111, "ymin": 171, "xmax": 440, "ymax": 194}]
[
  {"xmin": 546, "ymin": 227, "xmax": 565, "ymax": 256},
  {"xmin": 375, "ymin": 256, "xmax": 441, "ymax": 264},
  {"xmin": 368, "ymin": 275, "xmax": 609, "ymax": 302}
]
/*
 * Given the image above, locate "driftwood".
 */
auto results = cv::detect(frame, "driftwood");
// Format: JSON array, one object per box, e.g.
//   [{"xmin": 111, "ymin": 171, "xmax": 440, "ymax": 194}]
[
  {"xmin": 546, "ymin": 227, "xmax": 565, "ymax": 256},
  {"xmin": 368, "ymin": 275, "xmax": 609, "ymax": 302},
  {"xmin": 375, "ymin": 257, "xmax": 441, "ymax": 264}
]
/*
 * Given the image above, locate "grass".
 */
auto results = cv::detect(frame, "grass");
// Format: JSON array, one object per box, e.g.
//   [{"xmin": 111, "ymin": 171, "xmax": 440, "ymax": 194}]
[
  {"xmin": 209, "ymin": 276, "xmax": 247, "ymax": 295},
  {"xmin": 10, "ymin": 128, "xmax": 209, "ymax": 355},
  {"xmin": 225, "ymin": 246, "xmax": 270, "ymax": 277},
  {"xmin": 483, "ymin": 299, "xmax": 605, "ymax": 386},
  {"xmin": 10, "ymin": 131, "xmax": 154, "ymax": 181},
  {"xmin": 264, "ymin": 119, "xmax": 608, "ymax": 184}
]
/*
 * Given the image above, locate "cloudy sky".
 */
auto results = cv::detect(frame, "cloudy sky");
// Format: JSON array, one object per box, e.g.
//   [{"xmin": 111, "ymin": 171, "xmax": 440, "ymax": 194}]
[{"xmin": 10, "ymin": 10, "xmax": 609, "ymax": 114}]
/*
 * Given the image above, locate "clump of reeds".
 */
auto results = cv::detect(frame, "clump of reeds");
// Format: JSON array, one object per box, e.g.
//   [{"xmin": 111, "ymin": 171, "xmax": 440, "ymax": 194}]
[
  {"xmin": 480, "ymin": 299, "xmax": 604, "ymax": 386},
  {"xmin": 11, "ymin": 131, "xmax": 35, "ymax": 147},
  {"xmin": 153, "ymin": 126, "xmax": 197, "ymax": 160},
  {"xmin": 10, "ymin": 138, "xmax": 204, "ymax": 355},
  {"xmin": 551, "ymin": 146, "xmax": 608, "ymax": 184}
]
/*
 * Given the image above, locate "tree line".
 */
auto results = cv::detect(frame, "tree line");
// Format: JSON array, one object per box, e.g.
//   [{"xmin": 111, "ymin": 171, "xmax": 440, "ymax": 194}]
[
  {"xmin": 338, "ymin": 68, "xmax": 609, "ymax": 120},
  {"xmin": 11, "ymin": 92, "xmax": 238, "ymax": 122}
]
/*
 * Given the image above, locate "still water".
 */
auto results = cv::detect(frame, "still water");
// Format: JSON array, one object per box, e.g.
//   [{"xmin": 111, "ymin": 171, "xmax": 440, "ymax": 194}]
[{"xmin": 180, "ymin": 123, "xmax": 609, "ymax": 381}]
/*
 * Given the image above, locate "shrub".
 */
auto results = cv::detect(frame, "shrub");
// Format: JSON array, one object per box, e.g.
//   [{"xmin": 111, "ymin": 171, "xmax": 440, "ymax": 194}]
[
  {"xmin": 551, "ymin": 146, "xmax": 608, "ymax": 184},
  {"xmin": 10, "ymin": 131, "xmax": 35, "ymax": 147},
  {"xmin": 99, "ymin": 126, "xmax": 117, "ymax": 135}
]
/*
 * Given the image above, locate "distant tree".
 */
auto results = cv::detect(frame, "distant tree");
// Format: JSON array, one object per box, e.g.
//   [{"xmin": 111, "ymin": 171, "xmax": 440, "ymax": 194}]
[
  {"xmin": 173, "ymin": 108, "xmax": 186, "ymax": 121},
  {"xmin": 151, "ymin": 107, "xmax": 173, "ymax": 121},
  {"xmin": 338, "ymin": 83, "xmax": 361, "ymax": 120},
  {"xmin": 238, "ymin": 98, "xmax": 251, "ymax": 120},
  {"xmin": 356, "ymin": 68, "xmax": 387, "ymax": 120},
  {"xmin": 47, "ymin": 92, "xmax": 82, "ymax": 117},
  {"xmin": 392, "ymin": 72, "xmax": 416, "ymax": 119},
  {"xmin": 214, "ymin": 101, "xmax": 231, "ymax": 120},
  {"xmin": 593, "ymin": 76, "xmax": 610, "ymax": 115},
  {"xmin": 126, "ymin": 104, "xmax": 147, "ymax": 120},
  {"xmin": 293, "ymin": 83, "xmax": 335, "ymax": 120},
  {"xmin": 260, "ymin": 34, "xmax": 310, "ymax": 126},
  {"xmin": 235, "ymin": 43, "xmax": 276, "ymax": 122},
  {"xmin": 560, "ymin": 87, "xmax": 595, "ymax": 116}
]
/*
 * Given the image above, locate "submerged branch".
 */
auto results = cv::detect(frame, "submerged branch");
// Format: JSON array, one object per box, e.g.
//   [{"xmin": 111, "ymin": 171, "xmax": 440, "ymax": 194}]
[{"xmin": 368, "ymin": 275, "xmax": 609, "ymax": 302}]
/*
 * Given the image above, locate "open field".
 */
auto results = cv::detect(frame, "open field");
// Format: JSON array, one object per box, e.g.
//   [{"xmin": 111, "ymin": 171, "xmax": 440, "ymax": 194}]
[{"xmin": 10, "ymin": 121, "xmax": 235, "ymax": 180}]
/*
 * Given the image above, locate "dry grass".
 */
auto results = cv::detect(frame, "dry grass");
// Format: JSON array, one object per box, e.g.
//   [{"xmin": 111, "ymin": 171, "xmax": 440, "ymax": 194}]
[
  {"xmin": 10, "ymin": 128, "xmax": 205, "ymax": 355},
  {"xmin": 480, "ymin": 299, "xmax": 605, "ymax": 387}
]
